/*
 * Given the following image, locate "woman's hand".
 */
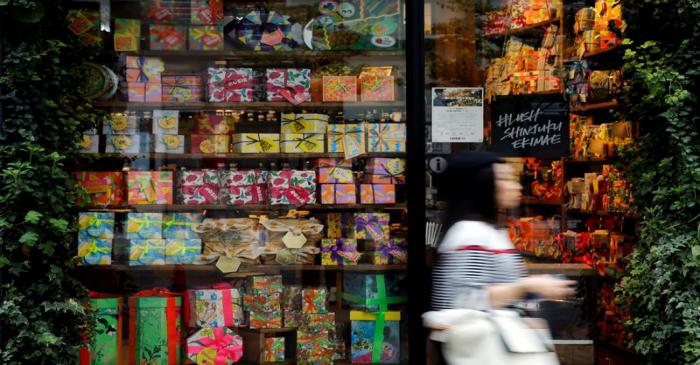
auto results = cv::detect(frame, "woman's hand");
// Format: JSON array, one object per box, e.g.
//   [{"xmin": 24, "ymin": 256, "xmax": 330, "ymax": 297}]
[{"xmin": 518, "ymin": 275, "xmax": 577, "ymax": 301}]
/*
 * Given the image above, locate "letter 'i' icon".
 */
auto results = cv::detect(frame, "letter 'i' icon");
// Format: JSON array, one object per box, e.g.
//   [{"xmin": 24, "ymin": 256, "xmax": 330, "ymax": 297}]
[{"xmin": 429, "ymin": 157, "xmax": 448, "ymax": 173}]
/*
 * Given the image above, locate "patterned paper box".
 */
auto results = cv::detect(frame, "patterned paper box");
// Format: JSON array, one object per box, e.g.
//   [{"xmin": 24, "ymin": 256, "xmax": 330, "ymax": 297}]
[
  {"xmin": 79, "ymin": 134, "xmax": 99, "ymax": 154},
  {"xmin": 360, "ymin": 184, "xmax": 396, "ymax": 204},
  {"xmin": 128, "ymin": 292, "xmax": 182, "ymax": 365},
  {"xmin": 367, "ymin": 123, "xmax": 406, "ymax": 153},
  {"xmin": 105, "ymin": 134, "xmax": 141, "ymax": 154},
  {"xmin": 245, "ymin": 292, "xmax": 282, "ymax": 329},
  {"xmin": 281, "ymin": 113, "xmax": 329, "ymax": 133},
  {"xmin": 326, "ymin": 213, "xmax": 354, "ymax": 239},
  {"xmin": 188, "ymin": 25, "xmax": 224, "ymax": 51},
  {"xmin": 207, "ymin": 67, "xmax": 255, "ymax": 102},
  {"xmin": 321, "ymin": 239, "xmax": 360, "ymax": 266},
  {"xmin": 297, "ymin": 330, "xmax": 334, "ymax": 364},
  {"xmin": 321, "ymin": 184, "xmax": 357, "ymax": 204},
  {"xmin": 327, "ymin": 123, "xmax": 367, "ymax": 156},
  {"xmin": 164, "ymin": 239, "xmax": 201, "ymax": 264},
  {"xmin": 370, "ymin": 238, "xmax": 408, "ymax": 264},
  {"xmin": 187, "ymin": 286, "xmax": 245, "ymax": 327},
  {"xmin": 81, "ymin": 296, "xmax": 123, "ymax": 364},
  {"xmin": 268, "ymin": 170, "xmax": 317, "ymax": 205},
  {"xmin": 364, "ymin": 158, "xmax": 406, "ymax": 184},
  {"xmin": 103, "ymin": 113, "xmax": 138, "ymax": 135},
  {"xmin": 128, "ymin": 239, "xmax": 166, "ymax": 266},
  {"xmin": 302, "ymin": 288, "xmax": 328, "ymax": 314},
  {"xmin": 154, "ymin": 134, "xmax": 185, "ymax": 153},
  {"xmin": 316, "ymin": 158, "xmax": 354, "ymax": 184},
  {"xmin": 163, "ymin": 213, "xmax": 203, "ymax": 239},
  {"xmin": 128, "ymin": 82, "xmax": 162, "ymax": 102},
  {"xmin": 248, "ymin": 275, "xmax": 284, "ymax": 294},
  {"xmin": 343, "ymin": 273, "xmax": 407, "ymax": 311},
  {"xmin": 179, "ymin": 170, "xmax": 220, "ymax": 205},
  {"xmin": 186, "ymin": 327, "xmax": 243, "ymax": 365},
  {"xmin": 142, "ymin": 0, "xmax": 180, "ymax": 23},
  {"xmin": 152, "ymin": 110, "xmax": 179, "ymax": 134},
  {"xmin": 126, "ymin": 213, "xmax": 163, "ymax": 240},
  {"xmin": 195, "ymin": 114, "xmax": 233, "ymax": 134},
  {"xmin": 75, "ymin": 171, "xmax": 125, "ymax": 206},
  {"xmin": 127, "ymin": 171, "xmax": 174, "ymax": 205},
  {"xmin": 284, "ymin": 309, "xmax": 304, "ymax": 328},
  {"xmin": 264, "ymin": 338, "xmax": 285, "ymax": 362},
  {"xmin": 220, "ymin": 169, "xmax": 268, "ymax": 205},
  {"xmin": 149, "ymin": 24, "xmax": 186, "ymax": 50},
  {"xmin": 162, "ymin": 74, "xmax": 203, "ymax": 103},
  {"xmin": 191, "ymin": 134, "xmax": 230, "ymax": 154},
  {"xmin": 322, "ymin": 76, "xmax": 358, "ymax": 102},
  {"xmin": 353, "ymin": 213, "xmax": 390, "ymax": 240},
  {"xmin": 266, "ymin": 68, "xmax": 311, "ymax": 104},
  {"xmin": 190, "ymin": 0, "xmax": 224, "ymax": 24},
  {"xmin": 280, "ymin": 133, "xmax": 325, "ymax": 153},
  {"xmin": 114, "ymin": 18, "xmax": 140, "ymax": 52},
  {"xmin": 282, "ymin": 285, "xmax": 302, "ymax": 311},
  {"xmin": 359, "ymin": 75, "xmax": 395, "ymax": 101},
  {"xmin": 350, "ymin": 311, "xmax": 401, "ymax": 364},
  {"xmin": 300, "ymin": 312, "xmax": 336, "ymax": 335},
  {"xmin": 125, "ymin": 56, "xmax": 164, "ymax": 82},
  {"xmin": 78, "ymin": 238, "xmax": 112, "ymax": 265},
  {"xmin": 231, "ymin": 133, "xmax": 280, "ymax": 153},
  {"xmin": 79, "ymin": 212, "xmax": 115, "ymax": 239}
]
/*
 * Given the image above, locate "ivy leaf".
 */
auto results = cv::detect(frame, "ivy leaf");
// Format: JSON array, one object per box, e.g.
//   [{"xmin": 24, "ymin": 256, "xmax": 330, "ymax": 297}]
[
  {"xmin": 19, "ymin": 231, "xmax": 39, "ymax": 245},
  {"xmin": 48, "ymin": 218, "xmax": 69, "ymax": 233},
  {"xmin": 691, "ymin": 246, "xmax": 700, "ymax": 258},
  {"xmin": 24, "ymin": 210, "xmax": 42, "ymax": 224}
]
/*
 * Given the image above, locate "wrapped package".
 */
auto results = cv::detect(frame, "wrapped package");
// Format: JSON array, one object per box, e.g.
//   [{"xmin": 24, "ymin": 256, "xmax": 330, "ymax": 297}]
[
  {"xmin": 326, "ymin": 213, "xmax": 354, "ymax": 239},
  {"xmin": 128, "ymin": 239, "xmax": 166, "ymax": 266},
  {"xmin": 164, "ymin": 239, "xmax": 202, "ymax": 264},
  {"xmin": 190, "ymin": 0, "xmax": 224, "ymax": 24},
  {"xmin": 297, "ymin": 330, "xmax": 334, "ymax": 364},
  {"xmin": 245, "ymin": 292, "xmax": 282, "ymax": 329},
  {"xmin": 194, "ymin": 114, "xmax": 233, "ymax": 134},
  {"xmin": 162, "ymin": 74, "xmax": 203, "ymax": 103},
  {"xmin": 268, "ymin": 170, "xmax": 317, "ymax": 205},
  {"xmin": 127, "ymin": 171, "xmax": 174, "ymax": 205},
  {"xmin": 280, "ymin": 133, "xmax": 325, "ymax": 153},
  {"xmin": 79, "ymin": 134, "xmax": 99, "ymax": 154},
  {"xmin": 316, "ymin": 158, "xmax": 354, "ymax": 184},
  {"xmin": 152, "ymin": 110, "xmax": 179, "ymax": 134},
  {"xmin": 79, "ymin": 212, "xmax": 115, "ymax": 240},
  {"xmin": 282, "ymin": 285, "xmax": 302, "ymax": 311},
  {"xmin": 364, "ymin": 158, "xmax": 406, "ymax": 184},
  {"xmin": 163, "ymin": 213, "xmax": 204, "ymax": 239},
  {"xmin": 327, "ymin": 123, "xmax": 367, "ymax": 157},
  {"xmin": 154, "ymin": 135, "xmax": 185, "ymax": 153},
  {"xmin": 302, "ymin": 288, "xmax": 328, "ymax": 314},
  {"xmin": 114, "ymin": 18, "xmax": 141, "ymax": 52},
  {"xmin": 127, "ymin": 82, "xmax": 162, "ymax": 102},
  {"xmin": 149, "ymin": 24, "xmax": 186, "ymax": 50},
  {"xmin": 103, "ymin": 113, "xmax": 138, "ymax": 135},
  {"xmin": 266, "ymin": 68, "xmax": 311, "ymax": 104},
  {"xmin": 186, "ymin": 284, "xmax": 245, "ymax": 327},
  {"xmin": 350, "ymin": 311, "xmax": 401, "ymax": 364},
  {"xmin": 105, "ymin": 134, "xmax": 141, "ymax": 154},
  {"xmin": 320, "ymin": 184, "xmax": 357, "ymax": 204},
  {"xmin": 359, "ymin": 184, "xmax": 396, "ymax": 204},
  {"xmin": 78, "ymin": 237, "xmax": 112, "ymax": 265},
  {"xmin": 342, "ymin": 273, "xmax": 407, "ymax": 311},
  {"xmin": 248, "ymin": 275, "xmax": 284, "ymax": 294},
  {"xmin": 322, "ymin": 76, "xmax": 357, "ymax": 102},
  {"xmin": 186, "ymin": 327, "xmax": 243, "ymax": 365},
  {"xmin": 126, "ymin": 213, "xmax": 163, "ymax": 240},
  {"xmin": 264, "ymin": 338, "xmax": 285, "ymax": 362},
  {"xmin": 191, "ymin": 134, "xmax": 230, "ymax": 154},
  {"xmin": 207, "ymin": 67, "xmax": 255, "ymax": 102},
  {"xmin": 321, "ymin": 238, "xmax": 361, "ymax": 266},
  {"xmin": 367, "ymin": 123, "xmax": 406, "ymax": 153},
  {"xmin": 188, "ymin": 25, "xmax": 224, "ymax": 51},
  {"xmin": 179, "ymin": 169, "xmax": 220, "ymax": 205},
  {"xmin": 196, "ymin": 218, "xmax": 262, "ymax": 264},
  {"xmin": 220, "ymin": 169, "xmax": 268, "ymax": 205},
  {"xmin": 260, "ymin": 219, "xmax": 323, "ymax": 264},
  {"xmin": 79, "ymin": 295, "xmax": 123, "ymax": 365},
  {"xmin": 359, "ymin": 75, "xmax": 395, "ymax": 101},
  {"xmin": 75, "ymin": 171, "xmax": 125, "ymax": 206},
  {"xmin": 353, "ymin": 213, "xmax": 390, "ymax": 240},
  {"xmin": 231, "ymin": 133, "xmax": 280, "ymax": 153},
  {"xmin": 281, "ymin": 113, "xmax": 329, "ymax": 133},
  {"xmin": 369, "ymin": 238, "xmax": 408, "ymax": 264},
  {"xmin": 125, "ymin": 56, "xmax": 164, "ymax": 83},
  {"xmin": 128, "ymin": 290, "xmax": 183, "ymax": 365}
]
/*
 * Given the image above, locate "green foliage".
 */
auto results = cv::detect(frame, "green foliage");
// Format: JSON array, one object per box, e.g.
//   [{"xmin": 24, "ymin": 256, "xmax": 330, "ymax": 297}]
[
  {"xmin": 0, "ymin": 1, "xmax": 102, "ymax": 364},
  {"xmin": 617, "ymin": 0, "xmax": 700, "ymax": 363}
]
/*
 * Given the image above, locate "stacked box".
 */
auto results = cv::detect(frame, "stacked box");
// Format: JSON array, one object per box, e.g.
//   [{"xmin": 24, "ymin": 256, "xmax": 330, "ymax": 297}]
[
  {"xmin": 188, "ymin": 25, "xmax": 224, "ymax": 50},
  {"xmin": 353, "ymin": 213, "xmax": 390, "ymax": 241},
  {"xmin": 322, "ymin": 76, "xmax": 357, "ymax": 102},
  {"xmin": 162, "ymin": 74, "xmax": 203, "ymax": 103},
  {"xmin": 128, "ymin": 291, "xmax": 183, "ymax": 365},
  {"xmin": 359, "ymin": 75, "xmax": 395, "ymax": 101},
  {"xmin": 114, "ymin": 18, "xmax": 141, "ymax": 52},
  {"xmin": 80, "ymin": 295, "xmax": 123, "ymax": 365},
  {"xmin": 369, "ymin": 238, "xmax": 408, "ymax": 264},
  {"xmin": 320, "ymin": 184, "xmax": 357, "ymax": 204},
  {"xmin": 297, "ymin": 288, "xmax": 335, "ymax": 364},
  {"xmin": 155, "ymin": 134, "xmax": 185, "ymax": 153},
  {"xmin": 186, "ymin": 327, "xmax": 243, "ymax": 365},
  {"xmin": 103, "ymin": 113, "xmax": 138, "ymax": 135},
  {"xmin": 359, "ymin": 184, "xmax": 396, "ymax": 204},
  {"xmin": 266, "ymin": 68, "xmax": 312, "ymax": 104},
  {"xmin": 321, "ymin": 238, "xmax": 361, "ymax": 266},
  {"xmin": 342, "ymin": 273, "xmax": 407, "ymax": 312},
  {"xmin": 281, "ymin": 113, "xmax": 329, "ymax": 134},
  {"xmin": 78, "ymin": 212, "xmax": 115, "ymax": 265},
  {"xmin": 126, "ymin": 213, "xmax": 163, "ymax": 240},
  {"xmin": 280, "ymin": 133, "xmax": 325, "ymax": 153},
  {"xmin": 220, "ymin": 169, "xmax": 268, "ymax": 205},
  {"xmin": 231, "ymin": 133, "xmax": 280, "ymax": 153},
  {"xmin": 244, "ymin": 275, "xmax": 283, "ymax": 329},
  {"xmin": 350, "ymin": 311, "xmax": 401, "ymax": 364},
  {"xmin": 163, "ymin": 213, "xmax": 204, "ymax": 240},
  {"xmin": 152, "ymin": 110, "xmax": 179, "ymax": 134},
  {"xmin": 367, "ymin": 123, "xmax": 406, "ymax": 153},
  {"xmin": 316, "ymin": 158, "xmax": 354, "ymax": 184},
  {"xmin": 125, "ymin": 56, "xmax": 164, "ymax": 103},
  {"xmin": 268, "ymin": 170, "xmax": 317, "ymax": 206},
  {"xmin": 194, "ymin": 114, "xmax": 232, "ymax": 134},
  {"xmin": 79, "ymin": 134, "xmax": 99, "ymax": 154},
  {"xmin": 191, "ymin": 134, "xmax": 230, "ymax": 154},
  {"xmin": 326, "ymin": 123, "xmax": 366, "ymax": 157},
  {"xmin": 186, "ymin": 285, "xmax": 245, "ymax": 327},
  {"xmin": 179, "ymin": 169, "xmax": 220, "ymax": 205},
  {"xmin": 128, "ymin": 238, "xmax": 166, "ymax": 266},
  {"xmin": 326, "ymin": 213, "xmax": 354, "ymax": 239},
  {"xmin": 190, "ymin": 0, "xmax": 224, "ymax": 24},
  {"xmin": 105, "ymin": 134, "xmax": 143, "ymax": 154},
  {"xmin": 164, "ymin": 239, "xmax": 201, "ymax": 264},
  {"xmin": 207, "ymin": 67, "xmax": 255, "ymax": 102},
  {"xmin": 127, "ymin": 171, "xmax": 174, "ymax": 205},
  {"xmin": 264, "ymin": 338, "xmax": 285, "ymax": 362},
  {"xmin": 149, "ymin": 24, "xmax": 186, "ymax": 51},
  {"xmin": 364, "ymin": 158, "xmax": 406, "ymax": 185},
  {"xmin": 75, "ymin": 171, "xmax": 125, "ymax": 206}
]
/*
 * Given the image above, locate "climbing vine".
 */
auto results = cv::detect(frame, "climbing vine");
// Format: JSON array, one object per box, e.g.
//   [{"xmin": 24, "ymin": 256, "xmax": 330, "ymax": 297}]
[{"xmin": 0, "ymin": 1, "xmax": 103, "ymax": 364}]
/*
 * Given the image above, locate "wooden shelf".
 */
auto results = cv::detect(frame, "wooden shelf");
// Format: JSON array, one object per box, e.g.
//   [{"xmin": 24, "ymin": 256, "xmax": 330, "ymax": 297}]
[
  {"xmin": 92, "ymin": 100, "xmax": 406, "ymax": 111},
  {"xmin": 521, "ymin": 196, "xmax": 563, "ymax": 206},
  {"xmin": 76, "ymin": 263, "xmax": 408, "ymax": 274},
  {"xmin": 525, "ymin": 263, "xmax": 595, "ymax": 276},
  {"xmin": 582, "ymin": 45, "xmax": 622, "ymax": 59},
  {"xmin": 126, "ymin": 49, "xmax": 406, "ymax": 60},
  {"xmin": 565, "ymin": 157, "xmax": 615, "ymax": 163},
  {"xmin": 486, "ymin": 18, "xmax": 560, "ymax": 38},
  {"xmin": 78, "ymin": 152, "xmax": 405, "ymax": 161},
  {"xmin": 565, "ymin": 208, "xmax": 638, "ymax": 218},
  {"xmin": 571, "ymin": 100, "xmax": 619, "ymax": 113},
  {"xmin": 78, "ymin": 203, "xmax": 407, "ymax": 212}
]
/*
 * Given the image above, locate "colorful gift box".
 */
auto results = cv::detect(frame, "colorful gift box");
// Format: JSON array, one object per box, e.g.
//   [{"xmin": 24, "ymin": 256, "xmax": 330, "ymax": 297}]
[
  {"xmin": 142, "ymin": 0, "xmax": 179, "ymax": 23},
  {"xmin": 316, "ymin": 158, "xmax": 354, "ymax": 184},
  {"xmin": 127, "ymin": 171, "xmax": 174, "ymax": 205},
  {"xmin": 342, "ymin": 273, "xmax": 407, "ymax": 312},
  {"xmin": 79, "ymin": 134, "xmax": 99, "ymax": 154},
  {"xmin": 126, "ymin": 56, "xmax": 164, "ymax": 83},
  {"xmin": 195, "ymin": 114, "xmax": 233, "ymax": 134},
  {"xmin": 128, "ymin": 239, "xmax": 166, "ymax": 266},
  {"xmin": 359, "ymin": 75, "xmax": 395, "ymax": 101},
  {"xmin": 80, "ymin": 295, "xmax": 123, "ymax": 365},
  {"xmin": 163, "ymin": 213, "xmax": 203, "ymax": 239},
  {"xmin": 152, "ymin": 110, "xmax": 179, "ymax": 134},
  {"xmin": 283, "ymin": 309, "xmax": 304, "ymax": 328},
  {"xmin": 187, "ymin": 327, "xmax": 243, "ymax": 365},
  {"xmin": 67, "ymin": 9, "xmax": 102, "ymax": 46},
  {"xmin": 179, "ymin": 170, "xmax": 220, "ymax": 205},
  {"xmin": 79, "ymin": 212, "xmax": 115, "ymax": 239},
  {"xmin": 370, "ymin": 239, "xmax": 407, "ymax": 264},
  {"xmin": 207, "ymin": 67, "xmax": 255, "ymax": 102},
  {"xmin": 155, "ymin": 135, "xmax": 185, "ymax": 153},
  {"xmin": 162, "ymin": 74, "xmax": 203, "ymax": 103},
  {"xmin": 149, "ymin": 25, "xmax": 186, "ymax": 51},
  {"xmin": 266, "ymin": 68, "xmax": 311, "ymax": 104},
  {"xmin": 297, "ymin": 330, "xmax": 334, "ymax": 364},
  {"xmin": 302, "ymin": 288, "xmax": 328, "ymax": 314},
  {"xmin": 367, "ymin": 123, "xmax": 406, "ymax": 153},
  {"xmin": 281, "ymin": 113, "xmax": 329, "ymax": 133},
  {"xmin": 186, "ymin": 285, "xmax": 245, "ymax": 327},
  {"xmin": 321, "ymin": 239, "xmax": 361, "ymax": 266},
  {"xmin": 327, "ymin": 123, "xmax": 367, "ymax": 157},
  {"xmin": 245, "ymin": 293, "xmax": 283, "ymax": 329},
  {"xmin": 231, "ymin": 133, "xmax": 280, "ymax": 154},
  {"xmin": 326, "ymin": 213, "xmax": 354, "ymax": 239},
  {"xmin": 128, "ymin": 290, "xmax": 182, "ymax": 365},
  {"xmin": 220, "ymin": 169, "xmax": 268, "ymax": 205},
  {"xmin": 280, "ymin": 133, "xmax": 325, "ymax": 153},
  {"xmin": 322, "ymin": 76, "xmax": 358, "ymax": 102},
  {"xmin": 78, "ymin": 238, "xmax": 112, "ymax": 265},
  {"xmin": 350, "ymin": 311, "xmax": 401, "ymax": 364},
  {"xmin": 190, "ymin": 0, "xmax": 224, "ymax": 24},
  {"xmin": 103, "ymin": 113, "xmax": 138, "ymax": 135},
  {"xmin": 105, "ymin": 134, "xmax": 141, "ymax": 154},
  {"xmin": 191, "ymin": 134, "xmax": 230, "ymax": 154},
  {"xmin": 127, "ymin": 82, "xmax": 162, "ymax": 102},
  {"xmin": 114, "ymin": 18, "xmax": 141, "ymax": 52},
  {"xmin": 364, "ymin": 158, "xmax": 406, "ymax": 185},
  {"xmin": 75, "ymin": 171, "xmax": 125, "ymax": 206},
  {"xmin": 360, "ymin": 184, "xmax": 396, "ymax": 204},
  {"xmin": 353, "ymin": 213, "xmax": 390, "ymax": 240},
  {"xmin": 282, "ymin": 285, "xmax": 302, "ymax": 311},
  {"xmin": 321, "ymin": 184, "xmax": 357, "ymax": 204},
  {"xmin": 188, "ymin": 25, "xmax": 224, "ymax": 50},
  {"xmin": 126, "ymin": 213, "xmax": 163, "ymax": 240},
  {"xmin": 268, "ymin": 170, "xmax": 317, "ymax": 205},
  {"xmin": 248, "ymin": 275, "xmax": 284, "ymax": 295},
  {"xmin": 302, "ymin": 313, "xmax": 336, "ymax": 334},
  {"xmin": 264, "ymin": 338, "xmax": 285, "ymax": 362},
  {"xmin": 164, "ymin": 239, "xmax": 201, "ymax": 264}
]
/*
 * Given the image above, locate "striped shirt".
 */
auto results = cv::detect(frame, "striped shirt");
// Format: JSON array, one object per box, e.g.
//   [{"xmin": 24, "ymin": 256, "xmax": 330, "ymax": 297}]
[{"xmin": 431, "ymin": 221, "xmax": 526, "ymax": 311}]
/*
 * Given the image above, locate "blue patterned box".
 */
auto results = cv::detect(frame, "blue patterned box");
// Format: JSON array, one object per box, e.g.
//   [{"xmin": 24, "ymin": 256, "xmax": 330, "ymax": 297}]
[
  {"xmin": 78, "ymin": 237, "xmax": 112, "ymax": 265},
  {"xmin": 78, "ymin": 212, "xmax": 115, "ymax": 239},
  {"xmin": 350, "ymin": 310, "xmax": 401, "ymax": 364},
  {"xmin": 164, "ymin": 239, "xmax": 202, "ymax": 264},
  {"xmin": 126, "ymin": 213, "xmax": 163, "ymax": 240},
  {"xmin": 163, "ymin": 213, "xmax": 203, "ymax": 239},
  {"xmin": 128, "ymin": 239, "xmax": 166, "ymax": 266}
]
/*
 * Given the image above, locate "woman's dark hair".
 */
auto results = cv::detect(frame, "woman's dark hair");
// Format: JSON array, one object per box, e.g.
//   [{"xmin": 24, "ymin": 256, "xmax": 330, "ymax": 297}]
[{"xmin": 443, "ymin": 152, "xmax": 503, "ymax": 227}]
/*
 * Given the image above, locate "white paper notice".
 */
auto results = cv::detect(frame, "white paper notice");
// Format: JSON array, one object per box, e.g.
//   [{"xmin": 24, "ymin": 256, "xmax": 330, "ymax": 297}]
[{"xmin": 431, "ymin": 87, "xmax": 484, "ymax": 143}]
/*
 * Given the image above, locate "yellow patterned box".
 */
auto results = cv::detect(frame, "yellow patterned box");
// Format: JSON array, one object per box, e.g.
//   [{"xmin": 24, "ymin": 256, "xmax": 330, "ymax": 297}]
[
  {"xmin": 280, "ymin": 133, "xmax": 325, "ymax": 153},
  {"xmin": 281, "ymin": 113, "xmax": 329, "ymax": 134},
  {"xmin": 232, "ymin": 133, "xmax": 280, "ymax": 153}
]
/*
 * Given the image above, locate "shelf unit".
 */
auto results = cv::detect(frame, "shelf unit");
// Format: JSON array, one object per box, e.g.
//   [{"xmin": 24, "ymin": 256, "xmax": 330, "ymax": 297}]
[
  {"xmin": 93, "ymin": 100, "xmax": 407, "ymax": 111},
  {"xmin": 78, "ymin": 152, "xmax": 406, "ymax": 161},
  {"xmin": 79, "ymin": 203, "xmax": 408, "ymax": 212},
  {"xmin": 76, "ymin": 264, "xmax": 408, "ymax": 274},
  {"xmin": 571, "ymin": 100, "xmax": 619, "ymax": 113}
]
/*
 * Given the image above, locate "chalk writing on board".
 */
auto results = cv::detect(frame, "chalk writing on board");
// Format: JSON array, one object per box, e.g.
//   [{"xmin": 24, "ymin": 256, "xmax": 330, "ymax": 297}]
[{"xmin": 496, "ymin": 108, "xmax": 563, "ymax": 149}]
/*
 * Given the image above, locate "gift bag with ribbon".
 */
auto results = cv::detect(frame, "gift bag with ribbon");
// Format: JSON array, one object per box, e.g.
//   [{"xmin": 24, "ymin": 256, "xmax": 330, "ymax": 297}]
[
  {"xmin": 266, "ymin": 68, "xmax": 311, "ymax": 104},
  {"xmin": 79, "ymin": 293, "xmax": 123, "ymax": 365},
  {"xmin": 127, "ymin": 171, "xmax": 174, "ymax": 205},
  {"xmin": 220, "ymin": 169, "xmax": 269, "ymax": 206},
  {"xmin": 369, "ymin": 238, "xmax": 407, "ymax": 264},
  {"xmin": 230, "ymin": 9, "xmax": 303, "ymax": 51},
  {"xmin": 126, "ymin": 213, "xmax": 163, "ymax": 240},
  {"xmin": 185, "ymin": 283, "xmax": 245, "ymax": 327},
  {"xmin": 75, "ymin": 171, "xmax": 125, "ymax": 207},
  {"xmin": 128, "ymin": 289, "xmax": 183, "ymax": 365},
  {"xmin": 179, "ymin": 169, "xmax": 220, "ymax": 205},
  {"xmin": 268, "ymin": 170, "xmax": 317, "ymax": 205},
  {"xmin": 195, "ymin": 218, "xmax": 262, "ymax": 264},
  {"xmin": 353, "ymin": 213, "xmax": 390, "ymax": 241},
  {"xmin": 260, "ymin": 218, "xmax": 323, "ymax": 264},
  {"xmin": 187, "ymin": 327, "xmax": 243, "ymax": 365},
  {"xmin": 321, "ymin": 238, "xmax": 361, "ymax": 266}
]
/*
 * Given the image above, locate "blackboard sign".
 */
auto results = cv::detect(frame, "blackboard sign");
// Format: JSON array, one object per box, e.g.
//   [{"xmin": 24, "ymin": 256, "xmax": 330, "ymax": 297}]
[{"xmin": 490, "ymin": 95, "xmax": 569, "ymax": 158}]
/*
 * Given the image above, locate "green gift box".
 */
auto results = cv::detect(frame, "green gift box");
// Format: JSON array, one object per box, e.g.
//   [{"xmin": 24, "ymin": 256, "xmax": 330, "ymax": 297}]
[
  {"xmin": 128, "ymin": 290, "xmax": 183, "ymax": 365},
  {"xmin": 79, "ymin": 295, "xmax": 123, "ymax": 365}
]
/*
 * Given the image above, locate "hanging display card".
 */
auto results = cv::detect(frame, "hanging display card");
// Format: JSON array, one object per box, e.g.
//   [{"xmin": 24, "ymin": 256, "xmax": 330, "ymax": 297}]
[
  {"xmin": 431, "ymin": 87, "xmax": 484, "ymax": 143},
  {"xmin": 491, "ymin": 94, "xmax": 569, "ymax": 158}
]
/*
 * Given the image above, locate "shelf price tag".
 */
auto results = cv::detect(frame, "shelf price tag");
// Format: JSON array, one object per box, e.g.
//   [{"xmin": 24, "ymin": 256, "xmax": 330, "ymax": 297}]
[
  {"xmin": 283, "ymin": 231, "xmax": 307, "ymax": 249},
  {"xmin": 216, "ymin": 256, "xmax": 241, "ymax": 273}
]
